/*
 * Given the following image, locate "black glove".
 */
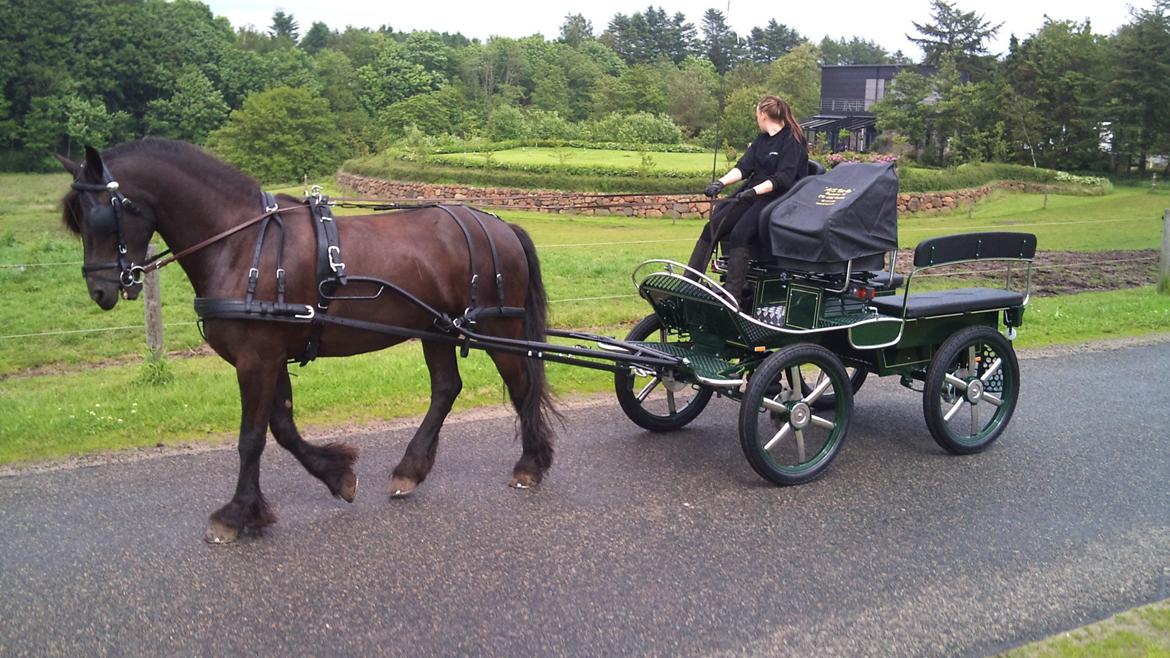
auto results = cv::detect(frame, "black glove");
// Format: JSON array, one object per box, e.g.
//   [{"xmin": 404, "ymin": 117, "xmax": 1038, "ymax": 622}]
[
  {"xmin": 703, "ymin": 180, "xmax": 725, "ymax": 198},
  {"xmin": 736, "ymin": 187, "xmax": 758, "ymax": 200}
]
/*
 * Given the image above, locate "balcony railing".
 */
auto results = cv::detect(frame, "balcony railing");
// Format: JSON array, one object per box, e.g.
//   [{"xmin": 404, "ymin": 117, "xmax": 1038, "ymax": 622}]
[{"xmin": 819, "ymin": 98, "xmax": 868, "ymax": 114}]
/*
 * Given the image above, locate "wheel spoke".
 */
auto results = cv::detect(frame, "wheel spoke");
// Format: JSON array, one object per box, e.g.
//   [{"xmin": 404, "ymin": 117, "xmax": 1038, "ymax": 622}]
[
  {"xmin": 982, "ymin": 392, "xmax": 1003, "ymax": 407},
  {"xmin": 968, "ymin": 344, "xmax": 978, "ymax": 376},
  {"xmin": 794, "ymin": 429, "xmax": 806, "ymax": 463},
  {"xmin": 761, "ymin": 397, "xmax": 788, "ymax": 414},
  {"xmin": 810, "ymin": 414, "xmax": 835, "ymax": 430},
  {"xmin": 636, "ymin": 377, "xmax": 661, "ymax": 402},
  {"xmin": 764, "ymin": 422, "xmax": 792, "ymax": 451},
  {"xmin": 980, "ymin": 357, "xmax": 1004, "ymax": 383},
  {"xmin": 944, "ymin": 373, "xmax": 969, "ymax": 392},
  {"xmin": 970, "ymin": 401, "xmax": 980, "ymax": 434},
  {"xmin": 803, "ymin": 374, "xmax": 833, "ymax": 405},
  {"xmin": 666, "ymin": 388, "xmax": 677, "ymax": 415},
  {"xmin": 787, "ymin": 365, "xmax": 801, "ymax": 401},
  {"xmin": 944, "ymin": 396, "xmax": 967, "ymax": 422}
]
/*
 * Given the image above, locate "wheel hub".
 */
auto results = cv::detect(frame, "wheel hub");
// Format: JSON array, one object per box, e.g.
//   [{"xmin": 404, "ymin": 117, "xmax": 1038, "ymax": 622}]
[
  {"xmin": 790, "ymin": 402, "xmax": 811, "ymax": 430},
  {"xmin": 965, "ymin": 378, "xmax": 984, "ymax": 403}
]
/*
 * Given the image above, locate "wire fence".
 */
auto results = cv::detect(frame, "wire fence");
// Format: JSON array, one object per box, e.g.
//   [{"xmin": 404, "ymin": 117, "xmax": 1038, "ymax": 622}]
[{"xmin": 1, "ymin": 257, "xmax": 1160, "ymax": 342}]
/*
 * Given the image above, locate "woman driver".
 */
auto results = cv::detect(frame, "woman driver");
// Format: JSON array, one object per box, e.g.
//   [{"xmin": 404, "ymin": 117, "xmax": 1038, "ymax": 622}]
[{"xmin": 687, "ymin": 95, "xmax": 809, "ymax": 307}]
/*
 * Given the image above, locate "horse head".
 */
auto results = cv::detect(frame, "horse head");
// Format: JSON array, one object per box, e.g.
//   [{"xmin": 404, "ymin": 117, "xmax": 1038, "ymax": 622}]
[{"xmin": 58, "ymin": 145, "xmax": 157, "ymax": 310}]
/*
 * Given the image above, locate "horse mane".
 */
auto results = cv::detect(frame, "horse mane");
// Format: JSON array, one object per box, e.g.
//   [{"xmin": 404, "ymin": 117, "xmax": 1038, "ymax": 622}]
[{"xmin": 61, "ymin": 138, "xmax": 261, "ymax": 235}]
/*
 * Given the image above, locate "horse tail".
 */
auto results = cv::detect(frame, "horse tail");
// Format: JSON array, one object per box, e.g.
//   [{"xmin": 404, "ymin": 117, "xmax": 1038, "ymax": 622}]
[{"xmin": 507, "ymin": 223, "xmax": 563, "ymax": 445}]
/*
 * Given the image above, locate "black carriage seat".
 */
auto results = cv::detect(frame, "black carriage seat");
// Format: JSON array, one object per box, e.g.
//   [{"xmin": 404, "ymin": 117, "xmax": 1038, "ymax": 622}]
[
  {"xmin": 870, "ymin": 288, "xmax": 1023, "ymax": 319},
  {"xmin": 871, "ymin": 232, "xmax": 1036, "ymax": 319}
]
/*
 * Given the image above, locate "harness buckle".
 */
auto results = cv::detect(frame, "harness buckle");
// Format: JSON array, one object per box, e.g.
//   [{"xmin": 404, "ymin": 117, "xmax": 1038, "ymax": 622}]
[
  {"xmin": 295, "ymin": 305, "xmax": 316, "ymax": 320},
  {"xmin": 327, "ymin": 246, "xmax": 345, "ymax": 274},
  {"xmin": 248, "ymin": 267, "xmax": 260, "ymax": 282}
]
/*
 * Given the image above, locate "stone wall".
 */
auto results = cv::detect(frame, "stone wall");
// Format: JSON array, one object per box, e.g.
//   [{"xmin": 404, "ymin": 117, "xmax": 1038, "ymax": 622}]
[
  {"xmin": 338, "ymin": 173, "xmax": 1052, "ymax": 218},
  {"xmin": 336, "ymin": 173, "xmax": 713, "ymax": 219}
]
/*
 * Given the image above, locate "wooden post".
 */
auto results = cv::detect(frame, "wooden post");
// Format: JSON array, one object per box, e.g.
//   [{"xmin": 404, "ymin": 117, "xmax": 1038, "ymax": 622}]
[
  {"xmin": 144, "ymin": 244, "xmax": 164, "ymax": 360},
  {"xmin": 1159, "ymin": 209, "xmax": 1170, "ymax": 295}
]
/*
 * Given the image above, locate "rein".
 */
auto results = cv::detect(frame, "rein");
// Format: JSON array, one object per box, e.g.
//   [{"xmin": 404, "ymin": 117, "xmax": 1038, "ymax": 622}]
[{"xmin": 135, "ymin": 205, "xmax": 287, "ymax": 279}]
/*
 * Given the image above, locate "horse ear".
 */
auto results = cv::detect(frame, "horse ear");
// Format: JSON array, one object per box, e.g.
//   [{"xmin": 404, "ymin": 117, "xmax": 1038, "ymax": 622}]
[
  {"xmin": 83, "ymin": 145, "xmax": 104, "ymax": 181},
  {"xmin": 54, "ymin": 153, "xmax": 80, "ymax": 177}
]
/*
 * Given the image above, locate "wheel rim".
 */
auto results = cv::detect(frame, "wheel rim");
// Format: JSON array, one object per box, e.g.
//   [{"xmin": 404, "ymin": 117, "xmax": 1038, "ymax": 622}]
[
  {"xmin": 752, "ymin": 358, "xmax": 849, "ymax": 475},
  {"xmin": 620, "ymin": 324, "xmax": 706, "ymax": 420},
  {"xmin": 935, "ymin": 338, "xmax": 1016, "ymax": 446}
]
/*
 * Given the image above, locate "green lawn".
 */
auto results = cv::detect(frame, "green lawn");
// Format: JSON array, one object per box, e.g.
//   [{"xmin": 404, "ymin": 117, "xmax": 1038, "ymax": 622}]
[
  {"xmin": 3, "ymin": 172, "xmax": 1169, "ymax": 464},
  {"xmin": 433, "ymin": 146, "xmax": 723, "ymax": 174}
]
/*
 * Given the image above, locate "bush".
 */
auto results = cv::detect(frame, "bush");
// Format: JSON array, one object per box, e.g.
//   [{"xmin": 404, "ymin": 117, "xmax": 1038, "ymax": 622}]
[
  {"xmin": 343, "ymin": 154, "xmax": 706, "ymax": 193},
  {"xmin": 206, "ymin": 86, "xmax": 349, "ymax": 183},
  {"xmin": 485, "ymin": 105, "xmax": 527, "ymax": 141},
  {"xmin": 584, "ymin": 112, "xmax": 683, "ymax": 145}
]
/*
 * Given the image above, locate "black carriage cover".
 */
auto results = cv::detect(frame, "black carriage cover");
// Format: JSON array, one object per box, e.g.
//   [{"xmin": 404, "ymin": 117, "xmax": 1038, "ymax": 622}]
[{"xmin": 765, "ymin": 162, "xmax": 898, "ymax": 270}]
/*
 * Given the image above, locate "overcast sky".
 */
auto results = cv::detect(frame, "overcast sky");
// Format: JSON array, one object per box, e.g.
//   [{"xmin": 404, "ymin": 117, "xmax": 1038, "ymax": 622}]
[{"xmin": 205, "ymin": 0, "xmax": 1148, "ymax": 59}]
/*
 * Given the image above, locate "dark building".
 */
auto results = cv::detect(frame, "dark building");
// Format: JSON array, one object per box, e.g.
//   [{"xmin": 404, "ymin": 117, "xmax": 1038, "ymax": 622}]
[{"xmin": 801, "ymin": 64, "xmax": 934, "ymax": 152}]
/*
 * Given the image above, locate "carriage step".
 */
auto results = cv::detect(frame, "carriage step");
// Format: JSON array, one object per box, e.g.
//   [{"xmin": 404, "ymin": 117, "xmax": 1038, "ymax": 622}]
[{"xmin": 626, "ymin": 341, "xmax": 737, "ymax": 381}]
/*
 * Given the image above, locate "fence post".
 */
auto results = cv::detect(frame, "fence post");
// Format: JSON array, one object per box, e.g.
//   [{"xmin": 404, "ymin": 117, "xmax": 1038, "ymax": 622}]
[
  {"xmin": 1159, "ymin": 210, "xmax": 1170, "ymax": 295},
  {"xmin": 144, "ymin": 244, "xmax": 164, "ymax": 360}
]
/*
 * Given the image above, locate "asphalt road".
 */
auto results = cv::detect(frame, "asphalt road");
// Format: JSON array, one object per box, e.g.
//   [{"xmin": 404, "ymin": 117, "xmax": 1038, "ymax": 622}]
[{"xmin": 1, "ymin": 343, "xmax": 1168, "ymax": 657}]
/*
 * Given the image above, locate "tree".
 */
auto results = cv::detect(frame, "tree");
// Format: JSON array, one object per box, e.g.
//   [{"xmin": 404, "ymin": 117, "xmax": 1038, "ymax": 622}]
[
  {"xmin": 766, "ymin": 43, "xmax": 821, "ymax": 120},
  {"xmin": 665, "ymin": 56, "xmax": 719, "ymax": 136},
  {"xmin": 818, "ymin": 36, "xmax": 896, "ymax": 65},
  {"xmin": 908, "ymin": 0, "xmax": 1002, "ymax": 78},
  {"xmin": 1003, "ymin": 19, "xmax": 1107, "ymax": 170},
  {"xmin": 144, "ymin": 68, "xmax": 229, "ymax": 143},
  {"xmin": 358, "ymin": 39, "xmax": 446, "ymax": 113},
  {"xmin": 300, "ymin": 21, "xmax": 333, "ymax": 54},
  {"xmin": 269, "ymin": 11, "xmax": 299, "ymax": 41},
  {"xmin": 601, "ymin": 7, "xmax": 696, "ymax": 65},
  {"xmin": 559, "ymin": 14, "xmax": 593, "ymax": 47},
  {"xmin": 206, "ymin": 86, "xmax": 347, "ymax": 183},
  {"xmin": 746, "ymin": 20, "xmax": 804, "ymax": 63},
  {"xmin": 701, "ymin": 9, "xmax": 741, "ymax": 74},
  {"xmin": 1109, "ymin": 1, "xmax": 1170, "ymax": 173}
]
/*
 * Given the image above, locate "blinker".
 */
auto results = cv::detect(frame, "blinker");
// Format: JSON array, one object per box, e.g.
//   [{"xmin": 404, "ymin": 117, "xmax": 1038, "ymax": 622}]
[{"xmin": 88, "ymin": 205, "xmax": 118, "ymax": 235}]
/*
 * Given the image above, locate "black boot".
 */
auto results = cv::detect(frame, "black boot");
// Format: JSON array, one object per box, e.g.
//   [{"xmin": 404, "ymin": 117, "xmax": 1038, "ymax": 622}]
[
  {"xmin": 684, "ymin": 232, "xmax": 714, "ymax": 279},
  {"xmin": 723, "ymin": 247, "xmax": 752, "ymax": 311}
]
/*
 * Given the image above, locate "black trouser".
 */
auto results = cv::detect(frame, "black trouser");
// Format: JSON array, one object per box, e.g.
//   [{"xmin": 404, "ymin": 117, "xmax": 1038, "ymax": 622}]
[{"xmin": 686, "ymin": 195, "xmax": 775, "ymax": 273}]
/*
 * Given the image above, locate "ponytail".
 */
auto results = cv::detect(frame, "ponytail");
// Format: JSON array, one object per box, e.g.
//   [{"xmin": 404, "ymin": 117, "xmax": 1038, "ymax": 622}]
[{"xmin": 757, "ymin": 95, "xmax": 806, "ymax": 146}]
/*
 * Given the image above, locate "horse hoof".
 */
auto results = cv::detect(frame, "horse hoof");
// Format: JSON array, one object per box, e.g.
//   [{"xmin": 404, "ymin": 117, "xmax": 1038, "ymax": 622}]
[
  {"xmin": 204, "ymin": 519, "xmax": 239, "ymax": 545},
  {"xmin": 337, "ymin": 472, "xmax": 358, "ymax": 503},
  {"xmin": 388, "ymin": 476, "xmax": 417, "ymax": 498},
  {"xmin": 510, "ymin": 473, "xmax": 540, "ymax": 489}
]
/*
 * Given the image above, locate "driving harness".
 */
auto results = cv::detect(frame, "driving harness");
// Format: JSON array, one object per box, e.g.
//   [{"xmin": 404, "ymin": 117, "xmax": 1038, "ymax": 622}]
[{"xmin": 192, "ymin": 190, "xmax": 527, "ymax": 365}]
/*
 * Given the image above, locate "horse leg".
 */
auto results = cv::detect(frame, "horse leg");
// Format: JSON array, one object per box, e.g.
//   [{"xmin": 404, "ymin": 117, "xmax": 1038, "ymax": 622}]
[
  {"xmin": 488, "ymin": 351, "xmax": 556, "ymax": 489},
  {"xmin": 389, "ymin": 341, "xmax": 462, "ymax": 497},
  {"xmin": 269, "ymin": 365, "xmax": 359, "ymax": 502},
  {"xmin": 205, "ymin": 356, "xmax": 282, "ymax": 544}
]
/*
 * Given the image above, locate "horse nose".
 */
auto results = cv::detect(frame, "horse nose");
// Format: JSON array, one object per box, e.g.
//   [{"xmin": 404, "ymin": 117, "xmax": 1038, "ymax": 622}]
[{"xmin": 90, "ymin": 288, "xmax": 107, "ymax": 305}]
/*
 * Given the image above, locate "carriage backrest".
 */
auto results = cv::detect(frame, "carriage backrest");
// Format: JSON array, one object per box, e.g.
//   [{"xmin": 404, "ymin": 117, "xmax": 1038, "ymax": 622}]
[{"xmin": 912, "ymin": 232, "xmax": 1037, "ymax": 268}]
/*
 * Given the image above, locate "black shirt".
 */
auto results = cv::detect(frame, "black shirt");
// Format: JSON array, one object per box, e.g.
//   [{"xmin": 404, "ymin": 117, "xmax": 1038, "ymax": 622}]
[{"xmin": 734, "ymin": 127, "xmax": 808, "ymax": 197}]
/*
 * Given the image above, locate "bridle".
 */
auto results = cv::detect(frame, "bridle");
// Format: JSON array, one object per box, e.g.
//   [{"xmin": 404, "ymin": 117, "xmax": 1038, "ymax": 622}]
[
  {"xmin": 71, "ymin": 163, "xmax": 146, "ymax": 290},
  {"xmin": 71, "ymin": 163, "xmax": 287, "ymax": 293}
]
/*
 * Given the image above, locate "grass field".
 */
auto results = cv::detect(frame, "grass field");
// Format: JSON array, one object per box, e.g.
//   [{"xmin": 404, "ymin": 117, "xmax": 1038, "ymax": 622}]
[
  {"xmin": 2, "ymin": 172, "xmax": 1169, "ymax": 464},
  {"xmin": 433, "ymin": 147, "xmax": 723, "ymax": 174}
]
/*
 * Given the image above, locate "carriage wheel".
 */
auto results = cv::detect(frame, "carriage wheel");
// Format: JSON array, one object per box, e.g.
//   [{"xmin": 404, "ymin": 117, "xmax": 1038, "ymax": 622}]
[
  {"xmin": 923, "ymin": 325, "xmax": 1020, "ymax": 455},
  {"xmin": 739, "ymin": 343, "xmax": 853, "ymax": 485},
  {"xmin": 800, "ymin": 365, "xmax": 868, "ymax": 411},
  {"xmin": 614, "ymin": 315, "xmax": 713, "ymax": 432}
]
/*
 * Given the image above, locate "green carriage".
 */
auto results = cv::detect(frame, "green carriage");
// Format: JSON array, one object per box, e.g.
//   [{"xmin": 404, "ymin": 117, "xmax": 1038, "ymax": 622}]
[{"xmin": 609, "ymin": 162, "xmax": 1036, "ymax": 485}]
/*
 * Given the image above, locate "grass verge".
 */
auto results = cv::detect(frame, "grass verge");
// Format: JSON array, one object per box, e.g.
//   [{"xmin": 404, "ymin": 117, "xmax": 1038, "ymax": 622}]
[
  {"xmin": 1000, "ymin": 599, "xmax": 1170, "ymax": 657},
  {"xmin": 2, "ymin": 286, "xmax": 1169, "ymax": 465}
]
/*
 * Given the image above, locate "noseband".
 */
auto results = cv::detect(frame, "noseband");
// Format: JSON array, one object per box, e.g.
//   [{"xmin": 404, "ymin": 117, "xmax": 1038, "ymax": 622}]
[{"xmin": 71, "ymin": 164, "xmax": 145, "ymax": 289}]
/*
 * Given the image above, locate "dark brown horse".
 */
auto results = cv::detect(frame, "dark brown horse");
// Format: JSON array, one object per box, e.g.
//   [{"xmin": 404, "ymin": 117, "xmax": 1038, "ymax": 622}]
[{"xmin": 58, "ymin": 139, "xmax": 557, "ymax": 543}]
